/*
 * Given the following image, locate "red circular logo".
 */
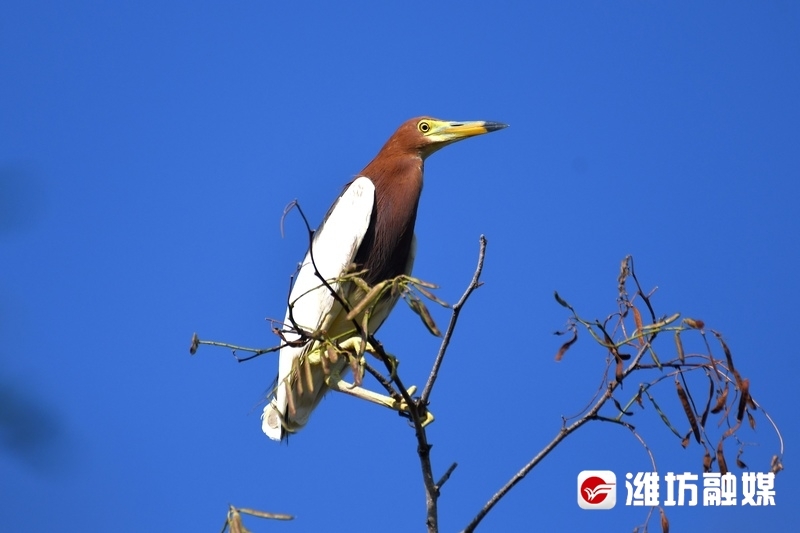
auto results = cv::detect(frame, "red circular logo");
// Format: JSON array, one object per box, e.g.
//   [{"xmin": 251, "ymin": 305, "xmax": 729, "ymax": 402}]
[{"xmin": 580, "ymin": 476, "xmax": 611, "ymax": 504}]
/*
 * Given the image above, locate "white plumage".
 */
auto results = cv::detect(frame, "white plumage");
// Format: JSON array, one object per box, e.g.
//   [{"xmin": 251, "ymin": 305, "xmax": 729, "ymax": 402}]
[{"xmin": 262, "ymin": 177, "xmax": 414, "ymax": 440}]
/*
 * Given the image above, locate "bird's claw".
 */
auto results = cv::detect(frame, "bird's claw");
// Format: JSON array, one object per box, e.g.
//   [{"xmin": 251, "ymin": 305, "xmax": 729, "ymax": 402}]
[{"xmin": 325, "ymin": 374, "xmax": 434, "ymax": 424}]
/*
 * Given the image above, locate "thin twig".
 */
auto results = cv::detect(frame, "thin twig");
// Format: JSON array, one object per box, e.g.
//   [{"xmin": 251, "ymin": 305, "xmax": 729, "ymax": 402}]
[
  {"xmin": 195, "ymin": 339, "xmax": 278, "ymax": 356},
  {"xmin": 421, "ymin": 235, "xmax": 487, "ymax": 406},
  {"xmin": 435, "ymin": 462, "xmax": 459, "ymax": 493}
]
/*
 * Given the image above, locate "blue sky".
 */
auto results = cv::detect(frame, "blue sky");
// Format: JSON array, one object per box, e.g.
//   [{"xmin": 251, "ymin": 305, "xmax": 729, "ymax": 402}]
[{"xmin": 2, "ymin": 2, "xmax": 798, "ymax": 531}]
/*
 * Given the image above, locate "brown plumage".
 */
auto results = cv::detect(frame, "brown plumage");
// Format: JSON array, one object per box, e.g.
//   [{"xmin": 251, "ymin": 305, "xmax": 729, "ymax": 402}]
[{"xmin": 262, "ymin": 116, "xmax": 506, "ymax": 440}]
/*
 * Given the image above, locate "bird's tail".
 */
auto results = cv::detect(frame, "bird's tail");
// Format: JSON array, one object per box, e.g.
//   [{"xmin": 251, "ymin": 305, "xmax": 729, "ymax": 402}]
[{"xmin": 261, "ymin": 345, "xmax": 349, "ymax": 440}]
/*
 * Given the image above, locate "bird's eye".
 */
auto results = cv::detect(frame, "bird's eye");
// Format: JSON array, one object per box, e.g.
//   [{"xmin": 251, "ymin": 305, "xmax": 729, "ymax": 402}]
[{"xmin": 418, "ymin": 121, "xmax": 431, "ymax": 133}]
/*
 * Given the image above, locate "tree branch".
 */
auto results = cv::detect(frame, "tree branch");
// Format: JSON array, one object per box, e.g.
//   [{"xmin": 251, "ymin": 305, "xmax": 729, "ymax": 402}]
[
  {"xmin": 421, "ymin": 235, "xmax": 487, "ymax": 406},
  {"xmin": 463, "ymin": 336, "xmax": 654, "ymax": 533}
]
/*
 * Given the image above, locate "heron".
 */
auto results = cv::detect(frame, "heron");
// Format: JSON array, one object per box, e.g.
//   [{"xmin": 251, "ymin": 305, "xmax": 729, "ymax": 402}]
[{"xmin": 263, "ymin": 117, "xmax": 507, "ymax": 440}]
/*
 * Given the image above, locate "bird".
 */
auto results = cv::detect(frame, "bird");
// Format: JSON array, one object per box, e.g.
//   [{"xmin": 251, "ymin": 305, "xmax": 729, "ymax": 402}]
[{"xmin": 262, "ymin": 117, "xmax": 507, "ymax": 441}]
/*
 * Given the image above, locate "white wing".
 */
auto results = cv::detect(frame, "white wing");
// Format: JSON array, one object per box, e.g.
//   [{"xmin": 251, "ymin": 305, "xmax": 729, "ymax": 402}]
[{"xmin": 262, "ymin": 177, "xmax": 376, "ymax": 440}]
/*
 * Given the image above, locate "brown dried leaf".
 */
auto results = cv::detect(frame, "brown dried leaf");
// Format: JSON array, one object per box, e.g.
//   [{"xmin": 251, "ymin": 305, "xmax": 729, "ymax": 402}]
[
  {"xmin": 659, "ymin": 507, "xmax": 670, "ymax": 533},
  {"xmin": 736, "ymin": 449, "xmax": 748, "ymax": 469},
  {"xmin": 746, "ymin": 409, "xmax": 756, "ymax": 430},
  {"xmin": 674, "ymin": 331, "xmax": 684, "ymax": 363},
  {"xmin": 414, "ymin": 283, "xmax": 449, "ymax": 307},
  {"xmin": 554, "ymin": 327, "xmax": 578, "ymax": 361},
  {"xmin": 712, "ymin": 329, "xmax": 735, "ymax": 374},
  {"xmin": 702, "ymin": 449, "xmax": 712, "ymax": 472},
  {"xmin": 736, "ymin": 378, "xmax": 750, "ymax": 423},
  {"xmin": 717, "ymin": 441, "xmax": 728, "ymax": 475},
  {"xmin": 617, "ymin": 256, "xmax": 630, "ymax": 297},
  {"xmin": 676, "ymin": 379, "xmax": 701, "ymax": 444},
  {"xmin": 681, "ymin": 433, "xmax": 690, "ymax": 449},
  {"xmin": 635, "ymin": 390, "xmax": 644, "ymax": 408},
  {"xmin": 771, "ymin": 455, "xmax": 784, "ymax": 474},
  {"xmin": 710, "ymin": 384, "xmax": 729, "ymax": 414},
  {"xmin": 189, "ymin": 332, "xmax": 200, "ymax": 355},
  {"xmin": 683, "ymin": 317, "xmax": 705, "ymax": 330},
  {"xmin": 632, "ymin": 305, "xmax": 644, "ymax": 346},
  {"xmin": 407, "ymin": 297, "xmax": 441, "ymax": 337}
]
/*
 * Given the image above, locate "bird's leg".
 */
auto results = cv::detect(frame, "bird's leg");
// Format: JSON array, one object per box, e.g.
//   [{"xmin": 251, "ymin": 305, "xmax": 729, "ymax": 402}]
[{"xmin": 324, "ymin": 337, "xmax": 434, "ymax": 426}]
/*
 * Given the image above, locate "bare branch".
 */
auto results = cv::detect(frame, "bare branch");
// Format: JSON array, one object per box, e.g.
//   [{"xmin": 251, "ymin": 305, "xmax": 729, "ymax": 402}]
[
  {"xmin": 435, "ymin": 462, "xmax": 459, "ymax": 493},
  {"xmin": 463, "ymin": 339, "xmax": 654, "ymax": 533},
  {"xmin": 421, "ymin": 235, "xmax": 487, "ymax": 405}
]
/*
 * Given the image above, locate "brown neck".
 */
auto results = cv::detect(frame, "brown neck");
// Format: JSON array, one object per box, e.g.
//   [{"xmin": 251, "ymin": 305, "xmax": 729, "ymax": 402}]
[{"xmin": 355, "ymin": 152, "xmax": 424, "ymax": 285}]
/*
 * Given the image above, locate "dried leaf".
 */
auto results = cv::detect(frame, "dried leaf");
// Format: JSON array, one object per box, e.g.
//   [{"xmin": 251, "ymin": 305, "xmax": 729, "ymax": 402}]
[
  {"xmin": 703, "ymin": 449, "xmax": 712, "ymax": 472},
  {"xmin": 615, "ymin": 357, "xmax": 624, "ymax": 384},
  {"xmin": 712, "ymin": 330, "xmax": 735, "ymax": 374},
  {"xmin": 189, "ymin": 332, "xmax": 200, "ymax": 355},
  {"xmin": 683, "ymin": 317, "xmax": 705, "ymax": 330},
  {"xmin": 553, "ymin": 291, "xmax": 573, "ymax": 310},
  {"xmin": 554, "ymin": 327, "xmax": 578, "ymax": 361},
  {"xmin": 612, "ymin": 397, "xmax": 633, "ymax": 416},
  {"xmin": 717, "ymin": 441, "xmax": 728, "ymax": 474},
  {"xmin": 632, "ymin": 305, "xmax": 644, "ymax": 346},
  {"xmin": 414, "ymin": 283, "xmax": 449, "ymax": 307},
  {"xmin": 346, "ymin": 282, "xmax": 387, "ymax": 321},
  {"xmin": 681, "ymin": 432, "xmax": 690, "ymax": 449},
  {"xmin": 746, "ymin": 409, "xmax": 756, "ymax": 430},
  {"xmin": 676, "ymin": 379, "xmax": 701, "ymax": 444},
  {"xmin": 771, "ymin": 455, "xmax": 784, "ymax": 474},
  {"xmin": 407, "ymin": 297, "xmax": 441, "ymax": 337},
  {"xmin": 659, "ymin": 507, "xmax": 669, "ymax": 533},
  {"xmin": 617, "ymin": 256, "xmax": 631, "ymax": 298},
  {"xmin": 736, "ymin": 378, "xmax": 750, "ymax": 423},
  {"xmin": 710, "ymin": 384, "xmax": 728, "ymax": 414},
  {"xmin": 674, "ymin": 331, "xmax": 684, "ymax": 363},
  {"xmin": 736, "ymin": 449, "xmax": 748, "ymax": 469},
  {"xmin": 407, "ymin": 276, "xmax": 439, "ymax": 289},
  {"xmin": 700, "ymin": 376, "xmax": 714, "ymax": 429}
]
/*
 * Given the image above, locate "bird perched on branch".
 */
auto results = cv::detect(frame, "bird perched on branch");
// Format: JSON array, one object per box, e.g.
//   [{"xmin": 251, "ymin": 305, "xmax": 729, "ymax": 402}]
[{"xmin": 263, "ymin": 117, "xmax": 506, "ymax": 440}]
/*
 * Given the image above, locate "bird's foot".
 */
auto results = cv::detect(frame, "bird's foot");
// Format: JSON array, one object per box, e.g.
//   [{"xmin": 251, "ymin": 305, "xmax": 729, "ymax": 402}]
[
  {"xmin": 337, "ymin": 337, "xmax": 399, "ymax": 381},
  {"xmin": 325, "ymin": 373, "xmax": 434, "ymax": 426}
]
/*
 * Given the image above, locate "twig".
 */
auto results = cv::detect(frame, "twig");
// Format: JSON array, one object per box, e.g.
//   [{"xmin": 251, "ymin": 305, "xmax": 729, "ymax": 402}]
[
  {"xmin": 463, "ymin": 338, "xmax": 653, "ymax": 533},
  {"xmin": 193, "ymin": 339, "xmax": 278, "ymax": 357},
  {"xmin": 421, "ymin": 235, "xmax": 487, "ymax": 405},
  {"xmin": 435, "ymin": 462, "xmax": 459, "ymax": 493}
]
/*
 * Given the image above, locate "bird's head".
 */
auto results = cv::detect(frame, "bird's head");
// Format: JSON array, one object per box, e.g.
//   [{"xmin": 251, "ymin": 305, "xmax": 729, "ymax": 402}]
[{"xmin": 384, "ymin": 117, "xmax": 508, "ymax": 160}]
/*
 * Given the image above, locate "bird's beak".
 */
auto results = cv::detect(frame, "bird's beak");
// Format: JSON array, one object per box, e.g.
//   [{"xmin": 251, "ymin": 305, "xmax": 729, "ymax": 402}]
[{"xmin": 423, "ymin": 119, "xmax": 508, "ymax": 156}]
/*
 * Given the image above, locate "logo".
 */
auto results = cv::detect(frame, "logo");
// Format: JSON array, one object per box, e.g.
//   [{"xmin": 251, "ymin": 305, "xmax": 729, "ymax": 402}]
[{"xmin": 578, "ymin": 470, "xmax": 617, "ymax": 510}]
